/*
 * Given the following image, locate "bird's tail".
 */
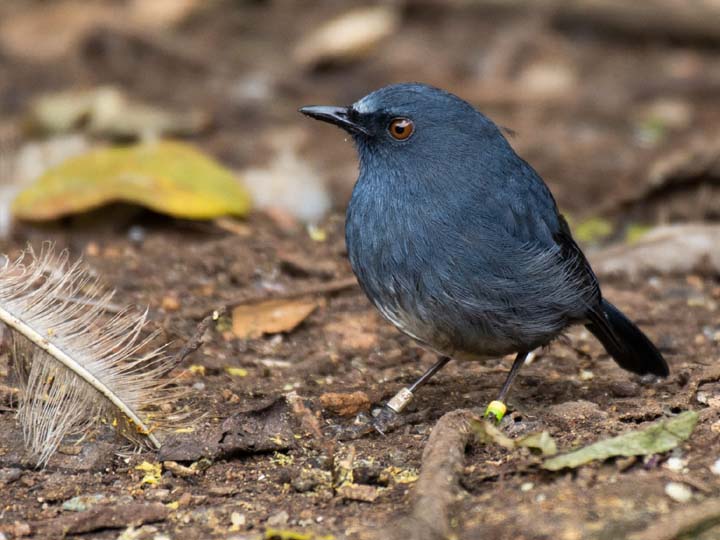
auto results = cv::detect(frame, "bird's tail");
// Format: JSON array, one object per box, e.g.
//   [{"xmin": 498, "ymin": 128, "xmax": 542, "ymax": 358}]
[{"xmin": 585, "ymin": 299, "xmax": 669, "ymax": 377}]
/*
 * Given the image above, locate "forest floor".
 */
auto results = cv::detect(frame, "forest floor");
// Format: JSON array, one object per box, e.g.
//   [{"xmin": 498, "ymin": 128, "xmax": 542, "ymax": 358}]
[{"xmin": 0, "ymin": 1, "xmax": 719, "ymax": 539}]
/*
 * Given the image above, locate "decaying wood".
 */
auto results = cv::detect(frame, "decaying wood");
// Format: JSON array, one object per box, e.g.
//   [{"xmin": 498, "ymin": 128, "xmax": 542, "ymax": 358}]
[
  {"xmin": 629, "ymin": 497, "xmax": 720, "ymax": 540},
  {"xmin": 439, "ymin": 0, "xmax": 720, "ymax": 44},
  {"xmin": 360, "ymin": 409, "xmax": 474, "ymax": 540}
]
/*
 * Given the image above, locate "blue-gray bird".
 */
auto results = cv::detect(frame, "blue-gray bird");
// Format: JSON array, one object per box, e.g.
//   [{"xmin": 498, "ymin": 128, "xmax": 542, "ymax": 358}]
[{"xmin": 300, "ymin": 83, "xmax": 668, "ymax": 433}]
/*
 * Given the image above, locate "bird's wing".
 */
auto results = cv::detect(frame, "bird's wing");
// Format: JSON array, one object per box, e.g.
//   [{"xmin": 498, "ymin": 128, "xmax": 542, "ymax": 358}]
[{"xmin": 485, "ymin": 162, "xmax": 602, "ymax": 305}]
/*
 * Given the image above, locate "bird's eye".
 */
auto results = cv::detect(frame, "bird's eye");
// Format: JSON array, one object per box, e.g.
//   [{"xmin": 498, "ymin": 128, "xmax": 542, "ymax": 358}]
[{"xmin": 388, "ymin": 118, "xmax": 414, "ymax": 141}]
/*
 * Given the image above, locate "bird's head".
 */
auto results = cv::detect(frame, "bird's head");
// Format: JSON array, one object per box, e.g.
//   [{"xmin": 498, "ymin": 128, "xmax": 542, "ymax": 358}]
[{"xmin": 300, "ymin": 83, "xmax": 507, "ymax": 176}]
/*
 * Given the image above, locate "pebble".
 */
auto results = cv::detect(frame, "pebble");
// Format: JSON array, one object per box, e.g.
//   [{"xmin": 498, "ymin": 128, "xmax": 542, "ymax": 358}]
[
  {"xmin": 149, "ymin": 489, "xmax": 171, "ymax": 501},
  {"xmin": 61, "ymin": 493, "xmax": 106, "ymax": 512},
  {"xmin": 127, "ymin": 225, "xmax": 146, "ymax": 244},
  {"xmin": 609, "ymin": 380, "xmax": 641, "ymax": 398},
  {"xmin": 664, "ymin": 457, "xmax": 687, "ymax": 472},
  {"xmin": 231, "ymin": 511, "xmax": 246, "ymax": 527},
  {"xmin": 267, "ymin": 510, "xmax": 289, "ymax": 527},
  {"xmin": 711, "ymin": 458, "xmax": 720, "ymax": 475},
  {"xmin": 665, "ymin": 482, "xmax": 692, "ymax": 503},
  {"xmin": 0, "ymin": 468, "xmax": 22, "ymax": 485},
  {"xmin": 520, "ymin": 482, "xmax": 534, "ymax": 492}
]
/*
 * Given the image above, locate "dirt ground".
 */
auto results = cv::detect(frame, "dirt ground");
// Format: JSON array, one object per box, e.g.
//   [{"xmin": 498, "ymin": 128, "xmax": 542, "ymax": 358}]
[{"xmin": 1, "ymin": 1, "xmax": 719, "ymax": 539}]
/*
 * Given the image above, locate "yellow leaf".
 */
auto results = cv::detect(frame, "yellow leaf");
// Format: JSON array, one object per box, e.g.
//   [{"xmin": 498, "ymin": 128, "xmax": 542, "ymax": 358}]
[
  {"xmin": 232, "ymin": 297, "xmax": 320, "ymax": 339},
  {"xmin": 188, "ymin": 365, "xmax": 206, "ymax": 375},
  {"xmin": 135, "ymin": 461, "xmax": 162, "ymax": 486},
  {"xmin": 225, "ymin": 367, "xmax": 249, "ymax": 377},
  {"xmin": 12, "ymin": 141, "xmax": 251, "ymax": 220},
  {"xmin": 574, "ymin": 217, "xmax": 614, "ymax": 244}
]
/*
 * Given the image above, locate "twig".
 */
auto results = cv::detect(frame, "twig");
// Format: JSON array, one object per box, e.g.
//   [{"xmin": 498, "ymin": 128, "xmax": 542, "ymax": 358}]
[
  {"xmin": 629, "ymin": 497, "xmax": 720, "ymax": 540},
  {"xmin": 223, "ymin": 276, "xmax": 358, "ymax": 310},
  {"xmin": 173, "ymin": 310, "xmax": 223, "ymax": 365},
  {"xmin": 286, "ymin": 391, "xmax": 335, "ymax": 458}
]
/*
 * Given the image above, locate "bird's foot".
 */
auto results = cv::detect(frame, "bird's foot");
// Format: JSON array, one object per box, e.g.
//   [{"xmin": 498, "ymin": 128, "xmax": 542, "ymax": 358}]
[
  {"xmin": 325, "ymin": 405, "xmax": 423, "ymax": 441},
  {"xmin": 369, "ymin": 405, "xmax": 400, "ymax": 436},
  {"xmin": 484, "ymin": 400, "xmax": 508, "ymax": 423}
]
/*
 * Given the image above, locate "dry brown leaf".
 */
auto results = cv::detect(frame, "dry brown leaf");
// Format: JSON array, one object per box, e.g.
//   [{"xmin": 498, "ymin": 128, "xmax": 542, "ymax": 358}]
[
  {"xmin": 0, "ymin": 0, "xmax": 203, "ymax": 61},
  {"xmin": 590, "ymin": 224, "xmax": 720, "ymax": 278},
  {"xmin": 293, "ymin": 6, "xmax": 400, "ymax": 67},
  {"xmin": 232, "ymin": 297, "xmax": 321, "ymax": 339},
  {"xmin": 336, "ymin": 483, "xmax": 381, "ymax": 502},
  {"xmin": 320, "ymin": 391, "xmax": 371, "ymax": 417}
]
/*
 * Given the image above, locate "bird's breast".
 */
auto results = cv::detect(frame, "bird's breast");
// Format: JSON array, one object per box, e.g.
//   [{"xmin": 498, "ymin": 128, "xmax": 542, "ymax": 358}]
[{"xmin": 345, "ymin": 184, "xmax": 457, "ymax": 352}]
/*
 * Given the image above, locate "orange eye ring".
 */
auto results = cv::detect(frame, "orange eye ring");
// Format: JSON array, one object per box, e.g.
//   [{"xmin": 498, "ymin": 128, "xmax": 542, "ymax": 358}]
[{"xmin": 388, "ymin": 118, "xmax": 414, "ymax": 141}]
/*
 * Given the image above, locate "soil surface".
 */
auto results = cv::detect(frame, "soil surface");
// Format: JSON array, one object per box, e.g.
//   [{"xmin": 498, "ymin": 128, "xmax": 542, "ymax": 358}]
[{"xmin": 1, "ymin": 2, "xmax": 719, "ymax": 539}]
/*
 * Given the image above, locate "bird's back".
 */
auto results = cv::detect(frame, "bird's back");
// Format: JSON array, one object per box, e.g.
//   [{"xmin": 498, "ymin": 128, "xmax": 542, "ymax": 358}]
[{"xmin": 346, "ymin": 132, "xmax": 600, "ymax": 358}]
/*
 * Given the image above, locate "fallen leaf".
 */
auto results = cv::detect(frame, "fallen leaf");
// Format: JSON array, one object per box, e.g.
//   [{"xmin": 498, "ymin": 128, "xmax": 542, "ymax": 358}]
[
  {"xmin": 135, "ymin": 461, "xmax": 163, "ymax": 485},
  {"xmin": 320, "ymin": 391, "xmax": 371, "ymax": 417},
  {"xmin": 188, "ymin": 365, "xmax": 206, "ymax": 376},
  {"xmin": 543, "ymin": 411, "xmax": 698, "ymax": 471},
  {"xmin": 472, "ymin": 419, "xmax": 557, "ymax": 456},
  {"xmin": 336, "ymin": 483, "xmax": 381, "ymax": 502},
  {"xmin": 293, "ymin": 6, "xmax": 400, "ymax": 68},
  {"xmin": 13, "ymin": 141, "xmax": 251, "ymax": 221},
  {"xmin": 517, "ymin": 431, "xmax": 558, "ymax": 457},
  {"xmin": 225, "ymin": 367, "xmax": 248, "ymax": 377},
  {"xmin": 232, "ymin": 297, "xmax": 320, "ymax": 339},
  {"xmin": 264, "ymin": 529, "xmax": 335, "ymax": 540},
  {"xmin": 590, "ymin": 224, "xmax": 720, "ymax": 278},
  {"xmin": 27, "ymin": 87, "xmax": 208, "ymax": 139}
]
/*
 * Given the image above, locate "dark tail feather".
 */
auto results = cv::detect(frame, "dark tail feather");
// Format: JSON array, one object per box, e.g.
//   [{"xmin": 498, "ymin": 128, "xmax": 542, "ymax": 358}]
[{"xmin": 586, "ymin": 299, "xmax": 669, "ymax": 377}]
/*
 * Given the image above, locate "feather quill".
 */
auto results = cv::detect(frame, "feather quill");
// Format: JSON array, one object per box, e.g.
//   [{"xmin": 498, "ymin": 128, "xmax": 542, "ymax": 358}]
[{"xmin": 2, "ymin": 245, "xmax": 181, "ymax": 466}]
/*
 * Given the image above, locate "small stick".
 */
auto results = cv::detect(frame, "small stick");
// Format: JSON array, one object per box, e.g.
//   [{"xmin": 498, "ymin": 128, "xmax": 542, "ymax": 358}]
[
  {"xmin": 223, "ymin": 276, "xmax": 358, "ymax": 310},
  {"xmin": 173, "ymin": 310, "xmax": 223, "ymax": 365}
]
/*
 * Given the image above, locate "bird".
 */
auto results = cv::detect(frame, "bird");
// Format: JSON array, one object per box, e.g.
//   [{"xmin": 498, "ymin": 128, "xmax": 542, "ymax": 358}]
[{"xmin": 300, "ymin": 83, "xmax": 668, "ymax": 434}]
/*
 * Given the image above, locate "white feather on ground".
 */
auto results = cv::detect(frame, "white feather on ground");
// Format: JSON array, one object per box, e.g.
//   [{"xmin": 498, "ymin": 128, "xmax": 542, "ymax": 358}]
[{"xmin": 2, "ymin": 245, "xmax": 181, "ymax": 467}]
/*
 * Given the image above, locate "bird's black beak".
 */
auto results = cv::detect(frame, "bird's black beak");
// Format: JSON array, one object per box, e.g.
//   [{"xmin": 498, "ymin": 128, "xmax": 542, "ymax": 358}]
[{"xmin": 299, "ymin": 105, "xmax": 369, "ymax": 135}]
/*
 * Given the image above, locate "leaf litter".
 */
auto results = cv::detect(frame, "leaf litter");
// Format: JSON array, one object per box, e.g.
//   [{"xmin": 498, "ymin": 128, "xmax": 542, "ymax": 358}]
[
  {"xmin": 543, "ymin": 411, "xmax": 698, "ymax": 471},
  {"xmin": 13, "ymin": 141, "xmax": 251, "ymax": 221}
]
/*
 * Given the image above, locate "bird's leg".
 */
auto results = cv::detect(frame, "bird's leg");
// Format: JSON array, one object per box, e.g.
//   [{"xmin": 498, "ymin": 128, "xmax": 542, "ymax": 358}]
[
  {"xmin": 371, "ymin": 355, "xmax": 453, "ymax": 434},
  {"xmin": 484, "ymin": 350, "xmax": 531, "ymax": 422},
  {"xmin": 330, "ymin": 355, "xmax": 452, "ymax": 440}
]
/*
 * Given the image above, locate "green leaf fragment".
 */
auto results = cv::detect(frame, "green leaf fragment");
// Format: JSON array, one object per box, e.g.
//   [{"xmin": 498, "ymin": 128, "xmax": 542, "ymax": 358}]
[
  {"xmin": 517, "ymin": 430, "xmax": 558, "ymax": 457},
  {"xmin": 574, "ymin": 217, "xmax": 614, "ymax": 244},
  {"xmin": 543, "ymin": 411, "xmax": 698, "ymax": 471}
]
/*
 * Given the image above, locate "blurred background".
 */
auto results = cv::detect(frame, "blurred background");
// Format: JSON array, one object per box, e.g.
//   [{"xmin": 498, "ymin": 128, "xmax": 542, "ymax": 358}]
[
  {"xmin": 1, "ymin": 1, "xmax": 720, "ymax": 539},
  {"xmin": 1, "ymin": 0, "xmax": 719, "ymax": 235}
]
